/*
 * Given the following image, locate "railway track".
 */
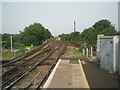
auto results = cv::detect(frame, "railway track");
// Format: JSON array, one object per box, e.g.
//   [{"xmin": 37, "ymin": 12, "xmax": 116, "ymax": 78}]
[
  {"xmin": 1, "ymin": 40, "xmax": 66, "ymax": 90},
  {"xmin": 1, "ymin": 40, "xmax": 50, "ymax": 67},
  {"xmin": 1, "ymin": 41, "xmax": 53, "ymax": 82}
]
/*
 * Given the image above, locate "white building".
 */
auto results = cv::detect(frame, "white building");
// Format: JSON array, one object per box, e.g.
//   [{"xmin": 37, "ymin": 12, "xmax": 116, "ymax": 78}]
[{"xmin": 97, "ymin": 35, "xmax": 120, "ymax": 74}]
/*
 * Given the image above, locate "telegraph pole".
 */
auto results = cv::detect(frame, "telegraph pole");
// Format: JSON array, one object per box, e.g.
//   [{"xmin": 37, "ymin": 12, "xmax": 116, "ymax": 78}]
[
  {"xmin": 74, "ymin": 21, "xmax": 76, "ymax": 32},
  {"xmin": 10, "ymin": 35, "xmax": 13, "ymax": 53}
]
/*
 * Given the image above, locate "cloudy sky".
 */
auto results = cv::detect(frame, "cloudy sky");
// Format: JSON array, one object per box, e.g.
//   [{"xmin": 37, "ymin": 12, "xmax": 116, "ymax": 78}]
[{"xmin": 2, "ymin": 2, "xmax": 118, "ymax": 36}]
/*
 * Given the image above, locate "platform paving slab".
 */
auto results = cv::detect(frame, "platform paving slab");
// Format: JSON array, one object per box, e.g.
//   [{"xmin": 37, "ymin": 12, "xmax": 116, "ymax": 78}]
[{"xmin": 45, "ymin": 59, "xmax": 89, "ymax": 88}]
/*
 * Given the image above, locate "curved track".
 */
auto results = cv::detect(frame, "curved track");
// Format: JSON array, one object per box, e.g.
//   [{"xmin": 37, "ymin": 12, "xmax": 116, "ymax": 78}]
[{"xmin": 1, "ymin": 40, "xmax": 66, "ymax": 90}]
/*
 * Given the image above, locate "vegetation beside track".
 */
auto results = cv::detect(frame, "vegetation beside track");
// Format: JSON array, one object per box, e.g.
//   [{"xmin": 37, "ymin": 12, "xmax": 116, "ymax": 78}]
[
  {"xmin": 61, "ymin": 46, "xmax": 86, "ymax": 60},
  {"xmin": 1, "ymin": 23, "xmax": 52, "ymax": 60},
  {"xmin": 2, "ymin": 46, "xmax": 38, "ymax": 60},
  {"xmin": 59, "ymin": 19, "xmax": 120, "ymax": 47},
  {"xmin": 1, "ymin": 23, "xmax": 52, "ymax": 49}
]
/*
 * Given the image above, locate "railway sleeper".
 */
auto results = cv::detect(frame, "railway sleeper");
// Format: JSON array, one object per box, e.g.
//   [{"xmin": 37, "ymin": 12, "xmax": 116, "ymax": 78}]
[
  {"xmin": 38, "ymin": 63, "xmax": 51, "ymax": 66},
  {"xmin": 2, "ymin": 45, "xmax": 58, "ymax": 89},
  {"xmin": 1, "ymin": 42, "xmax": 50, "ymax": 68},
  {"xmin": 2, "ymin": 67, "xmax": 18, "ymax": 77},
  {"xmin": 4, "ymin": 62, "xmax": 46, "ymax": 89}
]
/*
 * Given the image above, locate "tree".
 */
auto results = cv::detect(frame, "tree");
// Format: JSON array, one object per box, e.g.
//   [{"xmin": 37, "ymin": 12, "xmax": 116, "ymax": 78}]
[
  {"xmin": 2, "ymin": 33, "xmax": 21, "ymax": 49},
  {"xmin": 2, "ymin": 33, "xmax": 11, "ymax": 48},
  {"xmin": 19, "ymin": 23, "xmax": 52, "ymax": 46},
  {"xmin": 59, "ymin": 19, "xmax": 118, "ymax": 46},
  {"xmin": 2, "ymin": 23, "xmax": 53, "ymax": 49},
  {"xmin": 14, "ymin": 42, "xmax": 25, "ymax": 49},
  {"xmin": 93, "ymin": 19, "xmax": 111, "ymax": 30},
  {"xmin": 101, "ymin": 26, "xmax": 117, "ymax": 36},
  {"xmin": 79, "ymin": 19, "xmax": 117, "ymax": 45},
  {"xmin": 116, "ymin": 31, "xmax": 120, "ymax": 35}
]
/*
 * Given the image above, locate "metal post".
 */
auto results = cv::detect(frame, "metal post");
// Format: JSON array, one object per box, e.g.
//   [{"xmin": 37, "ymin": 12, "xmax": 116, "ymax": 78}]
[
  {"xmin": 118, "ymin": 2, "xmax": 120, "ymax": 76},
  {"xmin": 118, "ymin": 36, "xmax": 120, "ymax": 75},
  {"xmin": 91, "ymin": 47, "xmax": 93, "ymax": 57},
  {"xmin": 82, "ymin": 49, "xmax": 85, "ymax": 56},
  {"xmin": 10, "ymin": 35, "xmax": 13, "ymax": 53},
  {"xmin": 84, "ymin": 43, "xmax": 86, "ymax": 48},
  {"xmin": 86, "ymin": 48, "xmax": 88, "ymax": 57},
  {"xmin": 113, "ymin": 36, "xmax": 119, "ymax": 72}
]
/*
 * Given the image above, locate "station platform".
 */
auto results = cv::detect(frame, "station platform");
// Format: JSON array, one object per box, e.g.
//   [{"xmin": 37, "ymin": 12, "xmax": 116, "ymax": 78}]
[
  {"xmin": 43, "ymin": 59, "xmax": 89, "ymax": 88},
  {"xmin": 81, "ymin": 59, "xmax": 119, "ymax": 89}
]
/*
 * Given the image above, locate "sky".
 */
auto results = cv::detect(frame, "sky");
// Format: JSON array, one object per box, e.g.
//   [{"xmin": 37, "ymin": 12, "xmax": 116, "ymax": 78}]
[{"xmin": 2, "ymin": 2, "xmax": 118, "ymax": 36}]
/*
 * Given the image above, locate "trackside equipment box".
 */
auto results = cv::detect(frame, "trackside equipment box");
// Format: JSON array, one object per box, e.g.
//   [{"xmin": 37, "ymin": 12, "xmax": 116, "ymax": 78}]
[{"xmin": 97, "ymin": 35, "xmax": 120, "ymax": 74}]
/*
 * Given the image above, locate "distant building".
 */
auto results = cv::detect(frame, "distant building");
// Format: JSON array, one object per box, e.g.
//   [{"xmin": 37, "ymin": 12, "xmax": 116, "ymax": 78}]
[{"xmin": 55, "ymin": 36, "xmax": 60, "ymax": 40}]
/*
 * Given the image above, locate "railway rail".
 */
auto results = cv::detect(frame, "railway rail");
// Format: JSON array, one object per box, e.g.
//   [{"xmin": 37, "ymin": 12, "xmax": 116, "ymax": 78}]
[
  {"xmin": 1, "ymin": 40, "xmax": 53, "ymax": 67},
  {"xmin": 1, "ymin": 40, "xmax": 66, "ymax": 90},
  {"xmin": 1, "ymin": 41, "xmax": 53, "ymax": 82}
]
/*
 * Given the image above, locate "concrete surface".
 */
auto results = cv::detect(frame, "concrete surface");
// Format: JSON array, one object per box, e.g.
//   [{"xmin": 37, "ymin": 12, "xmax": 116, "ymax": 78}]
[
  {"xmin": 44, "ymin": 59, "xmax": 89, "ymax": 88},
  {"xmin": 43, "ymin": 59, "xmax": 61, "ymax": 88},
  {"xmin": 81, "ymin": 59, "xmax": 119, "ymax": 89}
]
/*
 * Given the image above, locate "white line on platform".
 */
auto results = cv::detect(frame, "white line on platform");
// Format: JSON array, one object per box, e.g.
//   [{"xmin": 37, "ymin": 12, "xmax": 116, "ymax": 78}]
[{"xmin": 78, "ymin": 59, "xmax": 90, "ymax": 88}]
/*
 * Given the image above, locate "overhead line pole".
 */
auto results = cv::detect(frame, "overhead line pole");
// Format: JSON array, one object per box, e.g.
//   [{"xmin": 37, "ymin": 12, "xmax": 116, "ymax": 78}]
[{"xmin": 10, "ymin": 35, "xmax": 13, "ymax": 53}]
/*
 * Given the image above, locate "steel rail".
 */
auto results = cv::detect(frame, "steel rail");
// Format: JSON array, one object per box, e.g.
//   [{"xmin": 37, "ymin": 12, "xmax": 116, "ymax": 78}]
[
  {"xmin": 3, "ymin": 46, "xmax": 53, "ymax": 81},
  {"xmin": 1, "ymin": 40, "xmax": 51, "ymax": 68},
  {"xmin": 1, "ymin": 55, "xmax": 43, "ymax": 88},
  {"xmin": 2, "ymin": 46, "xmax": 59, "ymax": 90},
  {"xmin": 1, "ymin": 45, "xmax": 53, "ymax": 78},
  {"xmin": 36, "ymin": 45, "xmax": 66, "ymax": 90},
  {"xmin": 1, "ymin": 47, "xmax": 55, "ymax": 89}
]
